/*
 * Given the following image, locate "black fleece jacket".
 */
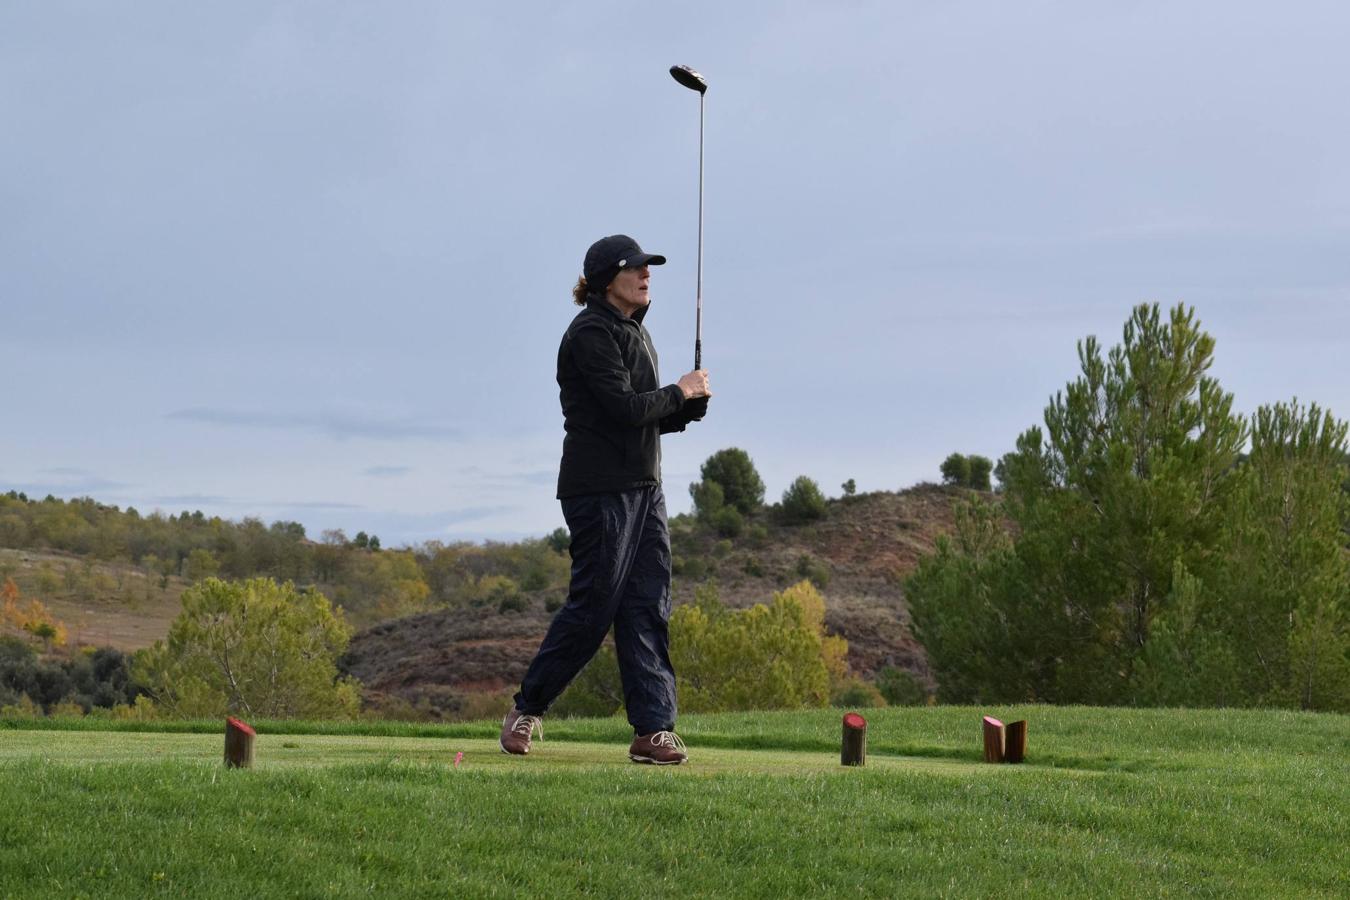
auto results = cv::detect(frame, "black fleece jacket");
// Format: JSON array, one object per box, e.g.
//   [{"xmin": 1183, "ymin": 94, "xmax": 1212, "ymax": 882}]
[{"xmin": 555, "ymin": 298, "xmax": 703, "ymax": 498}]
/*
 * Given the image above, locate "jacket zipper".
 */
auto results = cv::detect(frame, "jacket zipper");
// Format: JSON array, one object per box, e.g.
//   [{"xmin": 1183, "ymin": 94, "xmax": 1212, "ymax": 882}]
[{"xmin": 637, "ymin": 329, "xmax": 658, "ymax": 382}]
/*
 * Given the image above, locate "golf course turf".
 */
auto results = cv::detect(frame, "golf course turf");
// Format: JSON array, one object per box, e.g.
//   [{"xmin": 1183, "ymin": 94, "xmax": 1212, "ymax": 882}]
[{"xmin": 2, "ymin": 705, "xmax": 1345, "ymax": 897}]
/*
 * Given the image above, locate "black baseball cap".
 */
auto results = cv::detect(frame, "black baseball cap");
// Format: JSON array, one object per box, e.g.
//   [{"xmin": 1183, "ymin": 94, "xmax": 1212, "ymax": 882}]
[{"xmin": 583, "ymin": 235, "xmax": 666, "ymax": 293}]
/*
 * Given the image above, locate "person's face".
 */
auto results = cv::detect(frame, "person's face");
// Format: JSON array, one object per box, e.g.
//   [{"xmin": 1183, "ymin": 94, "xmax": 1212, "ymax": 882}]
[{"xmin": 606, "ymin": 265, "xmax": 650, "ymax": 314}]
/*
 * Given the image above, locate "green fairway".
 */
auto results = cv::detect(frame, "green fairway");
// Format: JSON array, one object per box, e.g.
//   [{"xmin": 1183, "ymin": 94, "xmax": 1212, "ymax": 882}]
[{"xmin": 2, "ymin": 706, "xmax": 1346, "ymax": 898}]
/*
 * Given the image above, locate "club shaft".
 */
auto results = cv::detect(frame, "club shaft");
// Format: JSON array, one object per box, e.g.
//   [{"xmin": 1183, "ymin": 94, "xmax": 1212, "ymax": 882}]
[{"xmin": 695, "ymin": 91, "xmax": 704, "ymax": 370}]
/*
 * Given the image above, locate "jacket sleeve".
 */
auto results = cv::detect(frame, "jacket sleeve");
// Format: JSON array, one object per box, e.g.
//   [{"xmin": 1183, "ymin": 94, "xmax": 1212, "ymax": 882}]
[
  {"xmin": 660, "ymin": 396, "xmax": 708, "ymax": 434},
  {"xmin": 571, "ymin": 322, "xmax": 686, "ymax": 427}
]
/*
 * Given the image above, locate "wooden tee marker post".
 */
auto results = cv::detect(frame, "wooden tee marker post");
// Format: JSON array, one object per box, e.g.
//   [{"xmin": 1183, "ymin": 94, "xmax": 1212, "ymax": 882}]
[
  {"xmin": 1004, "ymin": 719, "xmax": 1027, "ymax": 764},
  {"xmin": 841, "ymin": 712, "xmax": 867, "ymax": 766},
  {"xmin": 225, "ymin": 717, "xmax": 256, "ymax": 768},
  {"xmin": 982, "ymin": 716, "xmax": 1027, "ymax": 764},
  {"xmin": 982, "ymin": 716, "xmax": 1005, "ymax": 763}
]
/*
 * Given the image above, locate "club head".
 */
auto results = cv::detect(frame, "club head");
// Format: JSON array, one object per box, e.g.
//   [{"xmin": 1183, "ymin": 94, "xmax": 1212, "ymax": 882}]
[{"xmin": 669, "ymin": 64, "xmax": 707, "ymax": 94}]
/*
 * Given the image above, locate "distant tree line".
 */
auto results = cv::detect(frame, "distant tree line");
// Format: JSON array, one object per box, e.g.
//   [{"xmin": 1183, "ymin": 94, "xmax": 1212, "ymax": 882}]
[{"xmin": 0, "ymin": 493, "xmax": 573, "ymax": 626}]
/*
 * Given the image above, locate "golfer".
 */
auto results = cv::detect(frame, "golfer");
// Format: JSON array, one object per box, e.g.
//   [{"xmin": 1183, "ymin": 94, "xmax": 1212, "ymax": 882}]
[{"xmin": 500, "ymin": 234, "xmax": 711, "ymax": 765}]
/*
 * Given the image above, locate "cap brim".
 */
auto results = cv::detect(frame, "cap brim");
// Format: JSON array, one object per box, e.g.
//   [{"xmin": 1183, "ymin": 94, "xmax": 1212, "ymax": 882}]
[{"xmin": 627, "ymin": 252, "xmax": 665, "ymax": 267}]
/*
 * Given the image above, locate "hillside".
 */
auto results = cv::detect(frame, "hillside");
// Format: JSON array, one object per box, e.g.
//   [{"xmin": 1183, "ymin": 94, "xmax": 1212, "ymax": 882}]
[
  {"xmin": 1, "ymin": 484, "xmax": 978, "ymax": 716},
  {"xmin": 341, "ymin": 484, "xmax": 971, "ymax": 714},
  {"xmin": 0, "ymin": 547, "xmax": 190, "ymax": 651}
]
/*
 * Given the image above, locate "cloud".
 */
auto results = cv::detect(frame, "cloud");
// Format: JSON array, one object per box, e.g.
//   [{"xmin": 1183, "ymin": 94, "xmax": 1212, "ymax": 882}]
[
  {"xmin": 456, "ymin": 465, "xmax": 557, "ymax": 489},
  {"xmin": 152, "ymin": 493, "xmax": 231, "ymax": 506},
  {"xmin": 438, "ymin": 506, "xmax": 518, "ymax": 527},
  {"xmin": 516, "ymin": 469, "xmax": 558, "ymax": 487},
  {"xmin": 4, "ymin": 469, "xmax": 130, "ymax": 496},
  {"xmin": 363, "ymin": 465, "xmax": 412, "ymax": 477},
  {"xmin": 165, "ymin": 408, "xmax": 460, "ymax": 441}
]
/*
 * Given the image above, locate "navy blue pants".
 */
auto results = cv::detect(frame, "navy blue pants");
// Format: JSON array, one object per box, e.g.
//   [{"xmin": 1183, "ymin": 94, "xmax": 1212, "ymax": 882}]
[{"xmin": 514, "ymin": 485, "xmax": 677, "ymax": 735}]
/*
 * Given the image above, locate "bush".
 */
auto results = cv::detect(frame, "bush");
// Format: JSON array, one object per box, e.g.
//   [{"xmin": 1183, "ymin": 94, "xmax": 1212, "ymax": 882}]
[
  {"xmin": 670, "ymin": 582, "xmax": 847, "ymax": 712},
  {"xmin": 497, "ymin": 594, "xmax": 529, "ymax": 614},
  {"xmin": 550, "ymin": 643, "xmax": 623, "ymax": 718},
  {"xmin": 877, "ymin": 666, "xmax": 929, "ymax": 706},
  {"xmin": 780, "ymin": 476, "xmax": 826, "ymax": 524},
  {"xmin": 841, "ymin": 479, "xmax": 857, "ymax": 497},
  {"xmin": 942, "ymin": 453, "xmax": 994, "ymax": 490},
  {"xmin": 545, "ymin": 527, "xmax": 570, "ymax": 555},
  {"xmin": 831, "ymin": 678, "xmax": 886, "ymax": 709},
  {"xmin": 135, "ymin": 577, "xmax": 362, "ymax": 719},
  {"xmin": 519, "ymin": 566, "xmax": 549, "ymax": 591},
  {"xmin": 967, "ymin": 456, "xmax": 993, "ymax": 491},
  {"xmin": 676, "ymin": 557, "xmax": 709, "ymax": 581},
  {"xmin": 795, "ymin": 554, "xmax": 830, "ymax": 589},
  {"xmin": 940, "ymin": 453, "xmax": 971, "ymax": 486},
  {"xmin": 690, "ymin": 479, "xmax": 725, "ymax": 523},
  {"xmin": 0, "ymin": 693, "xmax": 40, "ymax": 718},
  {"xmin": 453, "ymin": 688, "xmax": 516, "ymax": 723},
  {"xmin": 699, "ymin": 449, "xmax": 765, "ymax": 515},
  {"xmin": 712, "ymin": 506, "xmax": 743, "ymax": 538}
]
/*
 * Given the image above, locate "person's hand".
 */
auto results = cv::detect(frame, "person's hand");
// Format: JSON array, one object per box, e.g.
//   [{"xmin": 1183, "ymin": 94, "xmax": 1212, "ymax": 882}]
[{"xmin": 677, "ymin": 369, "xmax": 711, "ymax": 400}]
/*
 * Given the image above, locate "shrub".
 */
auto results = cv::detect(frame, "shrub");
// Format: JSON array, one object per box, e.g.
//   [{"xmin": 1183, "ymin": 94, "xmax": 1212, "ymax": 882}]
[
  {"xmin": 670, "ymin": 582, "xmax": 846, "ymax": 712},
  {"xmin": 50, "ymin": 699, "xmax": 86, "ymax": 717},
  {"xmin": 940, "ymin": 453, "xmax": 971, "ymax": 486},
  {"xmin": 497, "ymin": 594, "xmax": 529, "ymax": 614},
  {"xmin": 795, "ymin": 554, "xmax": 830, "ymax": 589},
  {"xmin": 519, "ymin": 566, "xmax": 550, "ymax": 592},
  {"xmin": 677, "ymin": 557, "xmax": 709, "ymax": 581},
  {"xmin": 967, "ymin": 456, "xmax": 993, "ymax": 491},
  {"xmin": 712, "ymin": 506, "xmax": 744, "ymax": 538},
  {"xmin": 135, "ymin": 577, "xmax": 362, "ymax": 719},
  {"xmin": 699, "ymin": 449, "xmax": 765, "ymax": 515},
  {"xmin": 0, "ymin": 693, "xmax": 40, "ymax": 718},
  {"xmin": 453, "ymin": 688, "xmax": 516, "ymax": 723},
  {"xmin": 780, "ymin": 476, "xmax": 826, "ymax": 524},
  {"xmin": 545, "ymin": 527, "xmax": 570, "ymax": 555},
  {"xmin": 690, "ymin": 478, "xmax": 725, "ymax": 523},
  {"xmin": 942, "ymin": 453, "xmax": 994, "ymax": 490},
  {"xmin": 876, "ymin": 666, "xmax": 929, "ymax": 706},
  {"xmin": 550, "ymin": 643, "xmax": 623, "ymax": 718},
  {"xmin": 831, "ymin": 678, "xmax": 886, "ymax": 709}
]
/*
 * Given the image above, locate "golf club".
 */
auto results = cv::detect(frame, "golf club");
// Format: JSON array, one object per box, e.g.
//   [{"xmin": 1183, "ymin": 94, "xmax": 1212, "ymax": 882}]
[{"xmin": 669, "ymin": 64, "xmax": 707, "ymax": 370}]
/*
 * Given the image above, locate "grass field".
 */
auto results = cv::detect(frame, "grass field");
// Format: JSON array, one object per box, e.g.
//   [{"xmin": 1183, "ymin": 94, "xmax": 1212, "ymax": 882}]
[{"xmin": 2, "ymin": 706, "xmax": 1346, "ymax": 898}]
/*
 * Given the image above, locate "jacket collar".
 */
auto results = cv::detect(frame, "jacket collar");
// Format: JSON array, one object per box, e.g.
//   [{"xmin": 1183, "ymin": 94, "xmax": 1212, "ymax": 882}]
[{"xmin": 586, "ymin": 296, "xmax": 650, "ymax": 325}]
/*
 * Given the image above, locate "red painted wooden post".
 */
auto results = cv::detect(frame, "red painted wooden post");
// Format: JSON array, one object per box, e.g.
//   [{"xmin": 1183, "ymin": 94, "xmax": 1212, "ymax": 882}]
[
  {"xmin": 225, "ymin": 717, "xmax": 256, "ymax": 768},
  {"xmin": 982, "ymin": 715, "xmax": 1005, "ymax": 763},
  {"xmin": 841, "ymin": 712, "xmax": 867, "ymax": 766}
]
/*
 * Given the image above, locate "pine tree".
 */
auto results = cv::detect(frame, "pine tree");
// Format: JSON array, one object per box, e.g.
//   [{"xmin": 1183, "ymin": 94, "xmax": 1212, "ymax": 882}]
[{"xmin": 913, "ymin": 304, "xmax": 1252, "ymax": 702}]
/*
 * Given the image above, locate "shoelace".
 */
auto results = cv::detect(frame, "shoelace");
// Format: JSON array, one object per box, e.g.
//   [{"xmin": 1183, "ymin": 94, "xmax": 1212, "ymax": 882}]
[
  {"xmin": 512, "ymin": 714, "xmax": 542, "ymax": 741},
  {"xmin": 648, "ymin": 731, "xmax": 686, "ymax": 753}
]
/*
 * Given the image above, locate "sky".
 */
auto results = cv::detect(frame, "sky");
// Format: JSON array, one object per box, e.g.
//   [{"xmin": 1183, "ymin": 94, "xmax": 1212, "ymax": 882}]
[{"xmin": 3, "ymin": 2, "xmax": 1349, "ymax": 546}]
